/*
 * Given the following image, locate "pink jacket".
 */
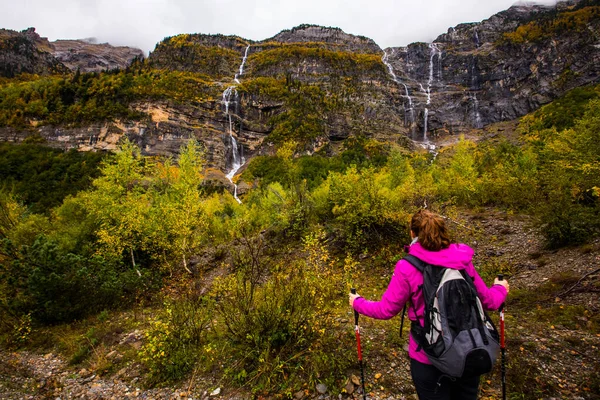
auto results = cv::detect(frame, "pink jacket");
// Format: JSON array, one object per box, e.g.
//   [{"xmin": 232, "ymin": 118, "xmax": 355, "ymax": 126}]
[{"xmin": 353, "ymin": 242, "xmax": 507, "ymax": 364}]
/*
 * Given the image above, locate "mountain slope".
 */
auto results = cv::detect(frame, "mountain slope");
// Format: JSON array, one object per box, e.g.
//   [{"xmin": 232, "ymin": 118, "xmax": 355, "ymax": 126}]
[
  {"xmin": 383, "ymin": 0, "xmax": 600, "ymax": 138},
  {"xmin": 51, "ymin": 39, "xmax": 144, "ymax": 73},
  {"xmin": 0, "ymin": 0, "xmax": 599, "ymax": 189},
  {"xmin": 0, "ymin": 28, "xmax": 68, "ymax": 77}
]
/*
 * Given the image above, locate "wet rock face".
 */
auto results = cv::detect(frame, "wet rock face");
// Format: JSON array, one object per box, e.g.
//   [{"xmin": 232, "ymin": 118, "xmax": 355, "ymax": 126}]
[
  {"xmin": 51, "ymin": 39, "xmax": 144, "ymax": 73},
  {"xmin": 382, "ymin": 0, "xmax": 600, "ymax": 137}
]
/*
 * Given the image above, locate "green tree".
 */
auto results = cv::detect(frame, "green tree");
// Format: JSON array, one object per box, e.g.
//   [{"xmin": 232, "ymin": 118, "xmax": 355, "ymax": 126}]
[
  {"xmin": 151, "ymin": 140, "xmax": 207, "ymax": 274},
  {"xmin": 81, "ymin": 139, "xmax": 154, "ymax": 272},
  {"xmin": 534, "ymin": 100, "xmax": 600, "ymax": 246}
]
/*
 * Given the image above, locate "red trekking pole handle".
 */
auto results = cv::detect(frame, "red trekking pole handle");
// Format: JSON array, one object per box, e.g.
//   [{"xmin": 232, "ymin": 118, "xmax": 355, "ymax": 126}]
[
  {"xmin": 351, "ymin": 288, "xmax": 367, "ymax": 400},
  {"xmin": 497, "ymin": 275, "xmax": 506, "ymax": 400}
]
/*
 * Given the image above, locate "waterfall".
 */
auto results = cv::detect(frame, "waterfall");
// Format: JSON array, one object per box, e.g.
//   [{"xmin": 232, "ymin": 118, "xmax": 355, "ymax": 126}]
[
  {"xmin": 474, "ymin": 29, "xmax": 481, "ymax": 48},
  {"xmin": 382, "ymin": 49, "xmax": 415, "ymax": 128},
  {"xmin": 426, "ymin": 43, "xmax": 441, "ymax": 105},
  {"xmin": 234, "ymin": 45, "xmax": 250, "ymax": 84},
  {"xmin": 471, "ymin": 92, "xmax": 483, "ymax": 128},
  {"xmin": 470, "ymin": 56, "xmax": 479, "ymax": 90},
  {"xmin": 415, "ymin": 42, "xmax": 442, "ymax": 155},
  {"xmin": 423, "ymin": 108, "xmax": 429, "ymax": 141},
  {"xmin": 222, "ymin": 44, "xmax": 250, "ymax": 204},
  {"xmin": 422, "ymin": 43, "xmax": 441, "ymax": 141}
]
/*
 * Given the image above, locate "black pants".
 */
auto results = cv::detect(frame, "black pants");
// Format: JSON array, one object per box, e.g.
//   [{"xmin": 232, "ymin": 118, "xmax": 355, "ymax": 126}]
[{"xmin": 410, "ymin": 359, "xmax": 480, "ymax": 400}]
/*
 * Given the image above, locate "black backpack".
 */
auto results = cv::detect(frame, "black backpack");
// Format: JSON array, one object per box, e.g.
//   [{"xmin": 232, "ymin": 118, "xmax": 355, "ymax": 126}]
[{"xmin": 402, "ymin": 255, "xmax": 500, "ymax": 378}]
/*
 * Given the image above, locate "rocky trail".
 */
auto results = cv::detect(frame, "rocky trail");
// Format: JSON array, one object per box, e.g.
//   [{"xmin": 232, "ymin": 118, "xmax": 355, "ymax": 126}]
[{"xmin": 0, "ymin": 209, "xmax": 599, "ymax": 400}]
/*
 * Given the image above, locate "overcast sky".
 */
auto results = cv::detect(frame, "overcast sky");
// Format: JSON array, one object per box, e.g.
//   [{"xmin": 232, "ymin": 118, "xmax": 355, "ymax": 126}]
[{"xmin": 1, "ymin": 0, "xmax": 558, "ymax": 53}]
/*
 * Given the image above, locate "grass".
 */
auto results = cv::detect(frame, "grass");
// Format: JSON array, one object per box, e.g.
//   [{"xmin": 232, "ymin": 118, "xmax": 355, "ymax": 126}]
[{"xmin": 23, "ymin": 308, "xmax": 148, "ymax": 372}]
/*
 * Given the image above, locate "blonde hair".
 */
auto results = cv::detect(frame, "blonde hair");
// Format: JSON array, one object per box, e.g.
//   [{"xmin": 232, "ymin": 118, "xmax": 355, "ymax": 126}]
[{"xmin": 410, "ymin": 209, "xmax": 451, "ymax": 251}]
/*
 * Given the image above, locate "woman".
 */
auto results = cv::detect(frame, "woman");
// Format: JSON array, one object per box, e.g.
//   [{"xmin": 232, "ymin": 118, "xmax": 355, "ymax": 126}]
[{"xmin": 349, "ymin": 209, "xmax": 509, "ymax": 400}]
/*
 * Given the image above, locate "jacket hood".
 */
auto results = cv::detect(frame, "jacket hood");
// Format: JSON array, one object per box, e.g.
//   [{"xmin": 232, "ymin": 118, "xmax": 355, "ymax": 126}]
[{"xmin": 408, "ymin": 242, "xmax": 474, "ymax": 270}]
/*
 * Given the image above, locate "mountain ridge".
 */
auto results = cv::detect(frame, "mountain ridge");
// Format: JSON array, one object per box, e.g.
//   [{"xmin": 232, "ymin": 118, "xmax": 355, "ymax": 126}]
[{"xmin": 1, "ymin": 0, "xmax": 599, "ymax": 194}]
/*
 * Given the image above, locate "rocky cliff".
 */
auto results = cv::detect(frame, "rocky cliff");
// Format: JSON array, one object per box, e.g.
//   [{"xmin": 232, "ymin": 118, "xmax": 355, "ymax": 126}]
[
  {"xmin": 265, "ymin": 24, "xmax": 382, "ymax": 54},
  {"xmin": 383, "ymin": 0, "xmax": 600, "ymax": 138},
  {"xmin": 1, "ymin": 0, "xmax": 600, "ymax": 191},
  {"xmin": 0, "ymin": 28, "xmax": 144, "ymax": 77},
  {"xmin": 51, "ymin": 39, "xmax": 144, "ymax": 73},
  {"xmin": 0, "ymin": 28, "xmax": 69, "ymax": 77}
]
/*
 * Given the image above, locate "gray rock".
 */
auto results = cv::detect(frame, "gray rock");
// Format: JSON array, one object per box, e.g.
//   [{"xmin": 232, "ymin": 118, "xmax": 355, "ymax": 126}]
[{"xmin": 316, "ymin": 383, "xmax": 328, "ymax": 394}]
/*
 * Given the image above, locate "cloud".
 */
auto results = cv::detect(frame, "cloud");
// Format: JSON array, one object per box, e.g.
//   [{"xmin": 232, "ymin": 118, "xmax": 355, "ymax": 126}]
[{"xmin": 0, "ymin": 0, "xmax": 562, "ymax": 53}]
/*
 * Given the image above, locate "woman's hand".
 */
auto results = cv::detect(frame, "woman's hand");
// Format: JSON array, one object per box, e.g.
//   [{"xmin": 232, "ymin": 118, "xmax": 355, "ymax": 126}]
[
  {"xmin": 494, "ymin": 277, "xmax": 510, "ymax": 293},
  {"xmin": 349, "ymin": 292, "xmax": 361, "ymax": 307}
]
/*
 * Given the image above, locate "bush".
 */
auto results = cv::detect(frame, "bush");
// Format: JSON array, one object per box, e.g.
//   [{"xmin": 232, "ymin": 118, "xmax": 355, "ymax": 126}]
[
  {"xmin": 140, "ymin": 295, "xmax": 212, "ymax": 384},
  {"xmin": 532, "ymin": 100, "xmax": 600, "ymax": 247},
  {"xmin": 0, "ymin": 236, "xmax": 148, "ymax": 324},
  {"xmin": 326, "ymin": 166, "xmax": 406, "ymax": 252},
  {"xmin": 210, "ymin": 233, "xmax": 354, "ymax": 395},
  {"xmin": 0, "ymin": 143, "xmax": 106, "ymax": 214}
]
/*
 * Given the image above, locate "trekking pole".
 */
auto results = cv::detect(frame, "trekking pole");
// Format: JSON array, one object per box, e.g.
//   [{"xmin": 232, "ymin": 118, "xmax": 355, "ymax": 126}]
[
  {"xmin": 351, "ymin": 288, "xmax": 367, "ymax": 400},
  {"xmin": 498, "ymin": 274, "xmax": 506, "ymax": 400}
]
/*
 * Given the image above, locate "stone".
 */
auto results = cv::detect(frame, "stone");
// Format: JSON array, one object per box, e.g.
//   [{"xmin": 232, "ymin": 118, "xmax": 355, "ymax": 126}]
[
  {"xmin": 316, "ymin": 383, "xmax": 327, "ymax": 394},
  {"xmin": 210, "ymin": 388, "xmax": 221, "ymax": 397},
  {"xmin": 345, "ymin": 380, "xmax": 355, "ymax": 394}
]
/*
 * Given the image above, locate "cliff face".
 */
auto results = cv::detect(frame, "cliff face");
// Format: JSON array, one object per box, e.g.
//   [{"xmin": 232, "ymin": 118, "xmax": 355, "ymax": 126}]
[
  {"xmin": 51, "ymin": 39, "xmax": 144, "ymax": 73},
  {"xmin": 148, "ymin": 34, "xmax": 251, "ymax": 78},
  {"xmin": 2, "ymin": 0, "xmax": 600, "ymax": 189},
  {"xmin": 0, "ymin": 28, "xmax": 144, "ymax": 77},
  {"xmin": 383, "ymin": 0, "xmax": 600, "ymax": 138},
  {"xmin": 265, "ymin": 24, "xmax": 382, "ymax": 54},
  {"xmin": 142, "ymin": 24, "xmax": 406, "ymax": 174},
  {"xmin": 0, "ymin": 28, "xmax": 69, "ymax": 77}
]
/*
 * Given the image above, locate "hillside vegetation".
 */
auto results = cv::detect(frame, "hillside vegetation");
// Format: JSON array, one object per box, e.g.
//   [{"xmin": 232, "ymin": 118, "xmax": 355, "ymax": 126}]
[
  {"xmin": 1, "ymin": 83, "xmax": 599, "ymax": 398},
  {"xmin": 0, "ymin": 65, "xmax": 221, "ymax": 128}
]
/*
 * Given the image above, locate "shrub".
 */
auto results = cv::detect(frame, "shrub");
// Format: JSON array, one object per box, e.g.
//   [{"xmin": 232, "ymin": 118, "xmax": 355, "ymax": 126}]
[
  {"xmin": 432, "ymin": 138, "xmax": 482, "ymax": 206},
  {"xmin": 326, "ymin": 166, "xmax": 405, "ymax": 252},
  {"xmin": 211, "ymin": 232, "xmax": 354, "ymax": 395},
  {"xmin": 532, "ymin": 100, "xmax": 600, "ymax": 247},
  {"xmin": 140, "ymin": 296, "xmax": 212, "ymax": 384},
  {"xmin": 0, "ymin": 235, "xmax": 148, "ymax": 324},
  {"xmin": 0, "ymin": 143, "xmax": 106, "ymax": 214}
]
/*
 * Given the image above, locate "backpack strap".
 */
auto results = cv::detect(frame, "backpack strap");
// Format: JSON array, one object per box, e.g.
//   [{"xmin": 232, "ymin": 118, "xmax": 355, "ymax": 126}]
[
  {"xmin": 401, "ymin": 255, "xmax": 428, "ymax": 348},
  {"xmin": 398, "ymin": 255, "xmax": 424, "ymax": 339},
  {"xmin": 402, "ymin": 255, "xmax": 448, "ymax": 353},
  {"xmin": 403, "ymin": 254, "xmax": 426, "ymax": 273}
]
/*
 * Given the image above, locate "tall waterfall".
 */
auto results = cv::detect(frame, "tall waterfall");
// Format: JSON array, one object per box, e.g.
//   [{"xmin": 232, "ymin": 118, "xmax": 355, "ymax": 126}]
[
  {"xmin": 222, "ymin": 44, "xmax": 250, "ymax": 204},
  {"xmin": 471, "ymin": 92, "xmax": 483, "ymax": 128},
  {"xmin": 234, "ymin": 45, "xmax": 250, "ymax": 84},
  {"xmin": 382, "ymin": 49, "xmax": 415, "ymax": 129},
  {"xmin": 423, "ymin": 43, "xmax": 441, "ymax": 141}
]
